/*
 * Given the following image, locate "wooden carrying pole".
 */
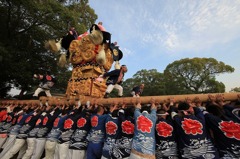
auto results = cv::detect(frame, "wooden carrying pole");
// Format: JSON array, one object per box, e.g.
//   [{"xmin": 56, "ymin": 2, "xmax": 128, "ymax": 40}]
[
  {"xmin": 1, "ymin": 92, "xmax": 239, "ymax": 106},
  {"xmin": 68, "ymin": 92, "xmax": 239, "ymax": 105}
]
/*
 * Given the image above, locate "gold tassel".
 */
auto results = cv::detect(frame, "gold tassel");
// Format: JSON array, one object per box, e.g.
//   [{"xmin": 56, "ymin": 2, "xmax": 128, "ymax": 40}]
[
  {"xmin": 58, "ymin": 54, "xmax": 67, "ymax": 67},
  {"xmin": 89, "ymin": 30, "xmax": 103, "ymax": 45},
  {"xmin": 44, "ymin": 39, "xmax": 62, "ymax": 53},
  {"xmin": 96, "ymin": 45, "xmax": 106, "ymax": 66},
  {"xmin": 114, "ymin": 61, "xmax": 120, "ymax": 69}
]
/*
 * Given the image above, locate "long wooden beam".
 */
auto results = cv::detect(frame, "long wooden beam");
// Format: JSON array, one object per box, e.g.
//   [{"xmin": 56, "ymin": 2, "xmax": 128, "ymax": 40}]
[
  {"xmin": 0, "ymin": 92, "xmax": 239, "ymax": 106},
  {"xmin": 66, "ymin": 92, "xmax": 239, "ymax": 105}
]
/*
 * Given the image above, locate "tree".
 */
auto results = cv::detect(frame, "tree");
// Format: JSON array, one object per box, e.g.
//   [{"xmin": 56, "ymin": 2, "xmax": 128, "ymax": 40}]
[
  {"xmin": 164, "ymin": 58, "xmax": 234, "ymax": 94},
  {"xmin": 230, "ymin": 87, "xmax": 240, "ymax": 92},
  {"xmin": 0, "ymin": 0, "xmax": 97, "ymax": 98},
  {"xmin": 122, "ymin": 69, "xmax": 165, "ymax": 96}
]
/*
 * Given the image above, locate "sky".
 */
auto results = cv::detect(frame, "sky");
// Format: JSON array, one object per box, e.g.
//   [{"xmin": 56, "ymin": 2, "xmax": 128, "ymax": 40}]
[{"xmin": 88, "ymin": 0, "xmax": 240, "ymax": 92}]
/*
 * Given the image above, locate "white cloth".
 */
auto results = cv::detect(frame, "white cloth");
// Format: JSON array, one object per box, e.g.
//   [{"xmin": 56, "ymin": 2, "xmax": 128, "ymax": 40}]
[
  {"xmin": 0, "ymin": 135, "xmax": 7, "ymax": 148},
  {"xmin": 1, "ymin": 138, "xmax": 26, "ymax": 159},
  {"xmin": 22, "ymin": 138, "xmax": 36, "ymax": 159},
  {"xmin": 129, "ymin": 152, "xmax": 149, "ymax": 159},
  {"xmin": 31, "ymin": 138, "xmax": 46, "ymax": 159},
  {"xmin": 0, "ymin": 134, "xmax": 17, "ymax": 158},
  {"xmin": 17, "ymin": 142, "xmax": 27, "ymax": 159},
  {"xmin": 54, "ymin": 142, "xmax": 70, "ymax": 159},
  {"xmin": 44, "ymin": 140, "xmax": 57, "ymax": 159},
  {"xmin": 106, "ymin": 84, "xmax": 123, "ymax": 96},
  {"xmin": 33, "ymin": 88, "xmax": 52, "ymax": 97},
  {"xmin": 68, "ymin": 149, "xmax": 86, "ymax": 159},
  {"xmin": 131, "ymin": 91, "xmax": 140, "ymax": 97}
]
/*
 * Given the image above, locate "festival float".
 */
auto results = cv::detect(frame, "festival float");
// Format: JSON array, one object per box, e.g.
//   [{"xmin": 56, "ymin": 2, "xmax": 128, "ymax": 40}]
[{"xmin": 1, "ymin": 24, "xmax": 239, "ymax": 106}]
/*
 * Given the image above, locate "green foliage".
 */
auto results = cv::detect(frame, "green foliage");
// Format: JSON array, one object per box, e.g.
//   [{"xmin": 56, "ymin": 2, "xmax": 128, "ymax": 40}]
[
  {"xmin": 164, "ymin": 58, "xmax": 234, "ymax": 94},
  {"xmin": 122, "ymin": 69, "xmax": 165, "ymax": 96},
  {"xmin": 0, "ymin": 0, "xmax": 97, "ymax": 98},
  {"xmin": 230, "ymin": 87, "xmax": 240, "ymax": 92},
  {"xmin": 120, "ymin": 58, "xmax": 233, "ymax": 97}
]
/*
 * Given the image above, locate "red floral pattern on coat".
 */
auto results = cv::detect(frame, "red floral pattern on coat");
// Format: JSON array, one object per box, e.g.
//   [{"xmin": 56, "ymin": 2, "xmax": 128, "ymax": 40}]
[
  {"xmin": 12, "ymin": 118, "xmax": 16, "ymax": 124},
  {"xmin": 53, "ymin": 117, "xmax": 60, "ymax": 127},
  {"xmin": 181, "ymin": 118, "xmax": 203, "ymax": 135},
  {"xmin": 43, "ymin": 117, "xmax": 48, "ymax": 125},
  {"xmin": 25, "ymin": 116, "xmax": 32, "ymax": 123},
  {"xmin": 122, "ymin": 120, "xmax": 134, "ymax": 134},
  {"xmin": 77, "ymin": 118, "xmax": 87, "ymax": 128},
  {"xmin": 64, "ymin": 118, "xmax": 74, "ymax": 129},
  {"xmin": 7, "ymin": 115, "xmax": 12, "ymax": 122},
  {"xmin": 156, "ymin": 121, "xmax": 173, "ymax": 137},
  {"xmin": 137, "ymin": 115, "xmax": 153, "ymax": 133},
  {"xmin": 17, "ymin": 115, "xmax": 23, "ymax": 123},
  {"xmin": 46, "ymin": 75, "xmax": 52, "ymax": 81},
  {"xmin": 36, "ymin": 119, "xmax": 41, "ymax": 125},
  {"xmin": 2, "ymin": 114, "xmax": 7, "ymax": 121},
  {"xmin": 91, "ymin": 116, "xmax": 98, "ymax": 127},
  {"xmin": 106, "ymin": 121, "xmax": 118, "ymax": 135},
  {"xmin": 219, "ymin": 121, "xmax": 240, "ymax": 140}
]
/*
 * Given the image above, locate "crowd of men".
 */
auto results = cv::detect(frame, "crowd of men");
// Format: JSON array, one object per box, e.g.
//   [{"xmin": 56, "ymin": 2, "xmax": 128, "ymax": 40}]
[{"xmin": 0, "ymin": 94, "xmax": 239, "ymax": 159}]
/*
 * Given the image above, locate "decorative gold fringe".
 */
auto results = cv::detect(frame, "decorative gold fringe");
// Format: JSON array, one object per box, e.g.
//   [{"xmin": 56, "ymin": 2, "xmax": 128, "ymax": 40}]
[
  {"xmin": 44, "ymin": 40, "xmax": 58, "ymax": 53},
  {"xmin": 89, "ymin": 30, "xmax": 103, "ymax": 45},
  {"xmin": 44, "ymin": 39, "xmax": 62, "ymax": 53},
  {"xmin": 58, "ymin": 54, "xmax": 67, "ymax": 67},
  {"xmin": 114, "ymin": 61, "xmax": 120, "ymax": 69},
  {"xmin": 96, "ymin": 46, "xmax": 106, "ymax": 66}
]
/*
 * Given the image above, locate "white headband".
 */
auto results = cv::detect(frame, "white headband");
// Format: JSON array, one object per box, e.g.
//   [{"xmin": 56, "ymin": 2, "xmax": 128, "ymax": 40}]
[{"xmin": 157, "ymin": 112, "xmax": 169, "ymax": 116}]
